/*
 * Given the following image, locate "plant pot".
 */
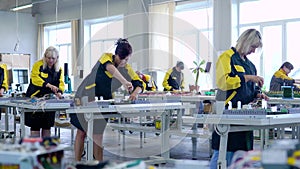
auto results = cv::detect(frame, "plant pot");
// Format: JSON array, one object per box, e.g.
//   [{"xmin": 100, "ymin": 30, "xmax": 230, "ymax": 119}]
[{"xmin": 189, "ymin": 84, "xmax": 199, "ymax": 92}]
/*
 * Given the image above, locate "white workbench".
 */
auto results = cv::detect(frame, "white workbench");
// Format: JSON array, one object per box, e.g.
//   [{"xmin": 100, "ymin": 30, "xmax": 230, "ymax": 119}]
[
  {"xmin": 184, "ymin": 113, "xmax": 300, "ymax": 169},
  {"xmin": 7, "ymin": 98, "xmax": 72, "ymax": 137},
  {"xmin": 66, "ymin": 102, "xmax": 194, "ymax": 162},
  {"xmin": 138, "ymin": 94, "xmax": 216, "ymax": 159},
  {"xmin": 268, "ymin": 97, "xmax": 300, "ymax": 105}
]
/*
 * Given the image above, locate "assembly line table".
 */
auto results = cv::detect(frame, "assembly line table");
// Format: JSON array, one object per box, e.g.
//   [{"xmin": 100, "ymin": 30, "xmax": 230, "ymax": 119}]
[
  {"xmin": 184, "ymin": 113, "xmax": 300, "ymax": 169},
  {"xmin": 139, "ymin": 94, "xmax": 216, "ymax": 159},
  {"xmin": 0, "ymin": 97, "xmax": 15, "ymax": 134},
  {"xmin": 268, "ymin": 97, "xmax": 300, "ymax": 105},
  {"xmin": 6, "ymin": 99, "xmax": 72, "ymax": 137},
  {"xmin": 66, "ymin": 102, "xmax": 194, "ymax": 162}
]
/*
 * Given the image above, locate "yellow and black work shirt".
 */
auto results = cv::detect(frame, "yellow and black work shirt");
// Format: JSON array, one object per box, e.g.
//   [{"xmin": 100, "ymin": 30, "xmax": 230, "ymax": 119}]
[
  {"xmin": 216, "ymin": 47, "xmax": 260, "ymax": 108},
  {"xmin": 269, "ymin": 68, "xmax": 296, "ymax": 91},
  {"xmin": 162, "ymin": 67, "xmax": 184, "ymax": 91},
  {"xmin": 0, "ymin": 64, "xmax": 8, "ymax": 91},
  {"xmin": 75, "ymin": 53, "xmax": 145, "ymax": 102},
  {"xmin": 141, "ymin": 74, "xmax": 157, "ymax": 91},
  {"xmin": 213, "ymin": 47, "xmax": 259, "ymax": 152},
  {"xmin": 26, "ymin": 60, "xmax": 64, "ymax": 98}
]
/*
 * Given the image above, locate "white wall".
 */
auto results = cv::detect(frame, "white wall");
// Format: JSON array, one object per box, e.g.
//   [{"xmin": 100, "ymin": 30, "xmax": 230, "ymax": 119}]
[{"xmin": 0, "ymin": 11, "xmax": 37, "ymax": 67}]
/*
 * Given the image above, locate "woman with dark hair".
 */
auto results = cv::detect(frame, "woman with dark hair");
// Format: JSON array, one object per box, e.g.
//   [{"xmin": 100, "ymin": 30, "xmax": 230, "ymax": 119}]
[
  {"xmin": 25, "ymin": 46, "xmax": 65, "ymax": 137},
  {"xmin": 269, "ymin": 61, "xmax": 300, "ymax": 91},
  {"xmin": 70, "ymin": 38, "xmax": 145, "ymax": 161},
  {"xmin": 162, "ymin": 61, "xmax": 185, "ymax": 91}
]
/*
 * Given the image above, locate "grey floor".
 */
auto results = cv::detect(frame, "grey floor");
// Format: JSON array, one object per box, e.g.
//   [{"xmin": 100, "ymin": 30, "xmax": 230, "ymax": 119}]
[
  {"xmin": 0, "ymin": 113, "xmax": 212, "ymax": 165},
  {"xmin": 59, "ymin": 124, "xmax": 212, "ymax": 163},
  {"xmin": 1, "ymin": 113, "xmax": 289, "ymax": 168}
]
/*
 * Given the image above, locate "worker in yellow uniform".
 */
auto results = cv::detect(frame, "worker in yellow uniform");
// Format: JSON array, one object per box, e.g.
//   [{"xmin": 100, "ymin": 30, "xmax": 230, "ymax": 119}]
[
  {"xmin": 0, "ymin": 54, "xmax": 8, "ymax": 96},
  {"xmin": 269, "ymin": 61, "xmax": 300, "ymax": 91},
  {"xmin": 136, "ymin": 71, "xmax": 157, "ymax": 91},
  {"xmin": 25, "ymin": 46, "xmax": 65, "ymax": 137},
  {"xmin": 0, "ymin": 53, "xmax": 8, "ymax": 121},
  {"xmin": 70, "ymin": 38, "xmax": 145, "ymax": 161},
  {"xmin": 162, "ymin": 61, "xmax": 185, "ymax": 91}
]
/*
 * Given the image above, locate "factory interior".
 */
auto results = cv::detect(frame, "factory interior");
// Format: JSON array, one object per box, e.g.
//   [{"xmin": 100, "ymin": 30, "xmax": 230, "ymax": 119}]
[{"xmin": 1, "ymin": 0, "xmax": 300, "ymax": 168}]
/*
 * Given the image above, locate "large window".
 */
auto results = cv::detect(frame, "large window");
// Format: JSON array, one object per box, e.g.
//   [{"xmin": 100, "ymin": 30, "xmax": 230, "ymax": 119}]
[
  {"xmin": 237, "ymin": 0, "xmax": 300, "ymax": 91},
  {"xmin": 44, "ymin": 22, "xmax": 72, "ymax": 91},
  {"xmin": 174, "ymin": 1, "xmax": 213, "ymax": 90},
  {"xmin": 287, "ymin": 21, "xmax": 300, "ymax": 78},
  {"xmin": 84, "ymin": 15, "xmax": 123, "ymax": 70}
]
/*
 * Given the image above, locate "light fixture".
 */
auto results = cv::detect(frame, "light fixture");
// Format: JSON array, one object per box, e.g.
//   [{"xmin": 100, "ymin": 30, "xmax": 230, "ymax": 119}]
[{"xmin": 11, "ymin": 3, "xmax": 33, "ymax": 11}]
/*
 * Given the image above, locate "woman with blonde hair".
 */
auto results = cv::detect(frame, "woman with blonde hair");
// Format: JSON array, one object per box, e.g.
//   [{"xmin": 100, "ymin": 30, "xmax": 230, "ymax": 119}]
[
  {"xmin": 25, "ymin": 46, "xmax": 65, "ymax": 137},
  {"xmin": 211, "ymin": 29, "xmax": 269, "ymax": 168}
]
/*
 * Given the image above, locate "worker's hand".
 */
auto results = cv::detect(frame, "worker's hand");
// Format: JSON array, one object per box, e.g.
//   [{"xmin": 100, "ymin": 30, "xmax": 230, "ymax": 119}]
[
  {"xmin": 0, "ymin": 88, "xmax": 4, "ymax": 97},
  {"xmin": 128, "ymin": 93, "xmax": 138, "ymax": 101},
  {"xmin": 245, "ymin": 75, "xmax": 264, "ymax": 87},
  {"xmin": 46, "ymin": 83, "xmax": 59, "ymax": 93},
  {"xmin": 55, "ymin": 92, "xmax": 63, "ymax": 99},
  {"xmin": 122, "ymin": 81, "xmax": 133, "ymax": 92},
  {"xmin": 257, "ymin": 93, "xmax": 269, "ymax": 101}
]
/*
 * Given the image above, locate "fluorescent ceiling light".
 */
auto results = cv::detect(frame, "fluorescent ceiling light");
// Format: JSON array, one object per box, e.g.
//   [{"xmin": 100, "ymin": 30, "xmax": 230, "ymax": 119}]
[{"xmin": 11, "ymin": 3, "xmax": 33, "ymax": 11}]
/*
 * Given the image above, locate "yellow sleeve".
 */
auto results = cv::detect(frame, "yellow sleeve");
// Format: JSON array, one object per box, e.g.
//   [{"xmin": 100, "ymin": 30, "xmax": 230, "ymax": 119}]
[
  {"xmin": 162, "ymin": 68, "xmax": 173, "ymax": 91},
  {"xmin": 274, "ymin": 69, "xmax": 294, "ymax": 80},
  {"xmin": 31, "ymin": 60, "xmax": 46, "ymax": 87},
  {"xmin": 0, "ymin": 64, "xmax": 8, "ymax": 91},
  {"xmin": 99, "ymin": 53, "xmax": 114, "ymax": 78},
  {"xmin": 216, "ymin": 50, "xmax": 241, "ymax": 91},
  {"xmin": 58, "ymin": 67, "xmax": 65, "ymax": 93}
]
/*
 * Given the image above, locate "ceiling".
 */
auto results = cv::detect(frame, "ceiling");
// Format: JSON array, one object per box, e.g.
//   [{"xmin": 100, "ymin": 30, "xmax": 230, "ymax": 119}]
[
  {"xmin": 0, "ymin": 0, "xmax": 82, "ymax": 15},
  {"xmin": 0, "ymin": 0, "xmax": 33, "ymax": 13}
]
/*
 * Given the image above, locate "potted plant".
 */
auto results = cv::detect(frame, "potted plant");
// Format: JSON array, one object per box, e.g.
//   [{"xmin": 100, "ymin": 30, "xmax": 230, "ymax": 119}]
[{"xmin": 189, "ymin": 60, "xmax": 206, "ymax": 93}]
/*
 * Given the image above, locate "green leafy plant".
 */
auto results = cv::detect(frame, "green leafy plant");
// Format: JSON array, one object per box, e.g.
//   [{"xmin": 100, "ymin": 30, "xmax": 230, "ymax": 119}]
[{"xmin": 190, "ymin": 60, "xmax": 206, "ymax": 86}]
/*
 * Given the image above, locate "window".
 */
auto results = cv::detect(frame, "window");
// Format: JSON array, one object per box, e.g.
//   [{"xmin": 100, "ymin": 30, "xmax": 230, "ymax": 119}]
[
  {"xmin": 44, "ymin": 22, "xmax": 72, "ymax": 92},
  {"xmin": 174, "ymin": 1, "xmax": 213, "ymax": 90},
  {"xmin": 287, "ymin": 22, "xmax": 300, "ymax": 71},
  {"xmin": 237, "ymin": 0, "xmax": 300, "ymax": 91},
  {"xmin": 240, "ymin": 0, "xmax": 300, "ymax": 24},
  {"xmin": 84, "ymin": 15, "xmax": 123, "ymax": 70},
  {"xmin": 12, "ymin": 69, "xmax": 29, "ymax": 84}
]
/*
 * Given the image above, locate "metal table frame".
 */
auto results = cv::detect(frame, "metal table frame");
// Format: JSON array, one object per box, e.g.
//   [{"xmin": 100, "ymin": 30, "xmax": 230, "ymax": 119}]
[
  {"xmin": 190, "ymin": 113, "xmax": 300, "ymax": 169},
  {"xmin": 66, "ymin": 102, "xmax": 193, "ymax": 162}
]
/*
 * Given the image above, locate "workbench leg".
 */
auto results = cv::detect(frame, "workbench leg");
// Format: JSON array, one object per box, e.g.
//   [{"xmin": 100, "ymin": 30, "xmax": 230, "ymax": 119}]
[
  {"xmin": 86, "ymin": 113, "xmax": 94, "ymax": 161},
  {"xmin": 118, "ymin": 118, "xmax": 121, "ymax": 146},
  {"xmin": 260, "ymin": 129, "xmax": 264, "ymax": 150},
  {"xmin": 20, "ymin": 111, "xmax": 25, "ymax": 138},
  {"xmin": 161, "ymin": 112, "xmax": 170, "ymax": 159},
  {"xmin": 297, "ymin": 127, "xmax": 300, "ymax": 141},
  {"xmin": 264, "ymin": 129, "xmax": 269, "ymax": 149},
  {"xmin": 139, "ymin": 116, "xmax": 143, "ymax": 148},
  {"xmin": 192, "ymin": 123, "xmax": 197, "ymax": 160},
  {"xmin": 5, "ymin": 107, "xmax": 9, "ymax": 131},
  {"xmin": 13, "ymin": 107, "xmax": 17, "ymax": 139},
  {"xmin": 140, "ymin": 132, "xmax": 143, "ymax": 148},
  {"xmin": 122, "ymin": 118, "xmax": 126, "ymax": 151},
  {"xmin": 218, "ymin": 133, "xmax": 228, "ymax": 169}
]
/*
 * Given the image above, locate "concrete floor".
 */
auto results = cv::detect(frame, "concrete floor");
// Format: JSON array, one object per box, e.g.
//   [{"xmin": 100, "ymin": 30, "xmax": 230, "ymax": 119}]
[
  {"xmin": 2, "ymin": 113, "xmax": 287, "ymax": 168},
  {"xmin": 59, "ymin": 124, "xmax": 212, "ymax": 163},
  {"xmin": 0, "ymin": 114, "xmax": 212, "ymax": 167}
]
